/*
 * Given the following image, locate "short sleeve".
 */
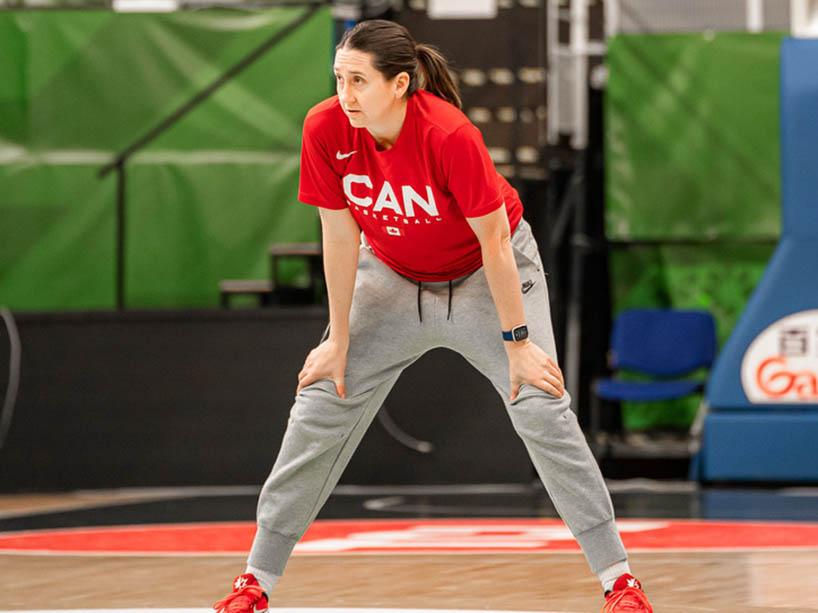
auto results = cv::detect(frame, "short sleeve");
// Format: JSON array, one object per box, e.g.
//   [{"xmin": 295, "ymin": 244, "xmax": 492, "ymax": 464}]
[
  {"xmin": 298, "ymin": 114, "xmax": 348, "ymax": 210},
  {"xmin": 441, "ymin": 124, "xmax": 504, "ymax": 218}
]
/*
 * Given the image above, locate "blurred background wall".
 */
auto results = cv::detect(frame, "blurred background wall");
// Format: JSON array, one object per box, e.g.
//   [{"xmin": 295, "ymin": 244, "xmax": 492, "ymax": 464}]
[
  {"xmin": 0, "ymin": 0, "xmax": 807, "ymax": 489},
  {"xmin": 0, "ymin": 6, "xmax": 331, "ymax": 310}
]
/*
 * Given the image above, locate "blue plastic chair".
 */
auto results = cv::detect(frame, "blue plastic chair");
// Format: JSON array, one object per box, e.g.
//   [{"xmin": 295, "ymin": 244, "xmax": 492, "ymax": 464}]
[{"xmin": 589, "ymin": 308, "xmax": 717, "ymax": 455}]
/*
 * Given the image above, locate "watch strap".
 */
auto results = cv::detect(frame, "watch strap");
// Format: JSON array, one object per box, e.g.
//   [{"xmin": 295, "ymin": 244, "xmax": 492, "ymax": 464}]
[{"xmin": 502, "ymin": 324, "xmax": 528, "ymax": 342}]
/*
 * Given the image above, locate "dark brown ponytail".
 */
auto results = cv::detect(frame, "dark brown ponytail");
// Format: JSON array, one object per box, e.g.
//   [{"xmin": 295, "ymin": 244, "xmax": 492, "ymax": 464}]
[
  {"xmin": 415, "ymin": 43, "xmax": 462, "ymax": 109},
  {"xmin": 338, "ymin": 20, "xmax": 462, "ymax": 109}
]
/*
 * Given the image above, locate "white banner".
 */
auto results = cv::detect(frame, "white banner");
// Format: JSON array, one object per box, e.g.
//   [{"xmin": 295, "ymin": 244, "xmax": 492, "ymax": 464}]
[
  {"xmin": 428, "ymin": 0, "xmax": 497, "ymax": 19},
  {"xmin": 741, "ymin": 309, "xmax": 818, "ymax": 403}
]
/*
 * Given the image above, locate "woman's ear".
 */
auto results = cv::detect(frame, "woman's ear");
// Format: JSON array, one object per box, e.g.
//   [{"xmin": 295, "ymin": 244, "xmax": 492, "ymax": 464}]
[{"xmin": 393, "ymin": 71, "xmax": 410, "ymax": 98}]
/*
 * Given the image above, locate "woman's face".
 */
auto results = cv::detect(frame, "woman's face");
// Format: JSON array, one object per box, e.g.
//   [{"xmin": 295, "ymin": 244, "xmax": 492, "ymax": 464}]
[{"xmin": 333, "ymin": 47, "xmax": 408, "ymax": 130}]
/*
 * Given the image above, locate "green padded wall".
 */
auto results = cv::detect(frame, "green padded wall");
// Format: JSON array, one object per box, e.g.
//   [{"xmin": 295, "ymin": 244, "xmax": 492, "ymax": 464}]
[
  {"xmin": 0, "ymin": 7, "xmax": 332, "ymax": 310},
  {"xmin": 604, "ymin": 32, "xmax": 783, "ymax": 429},
  {"xmin": 606, "ymin": 31, "xmax": 783, "ymax": 240}
]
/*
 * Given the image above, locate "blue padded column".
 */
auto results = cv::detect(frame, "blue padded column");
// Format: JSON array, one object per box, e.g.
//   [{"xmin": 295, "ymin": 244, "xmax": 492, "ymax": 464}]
[{"xmin": 781, "ymin": 39, "xmax": 818, "ymax": 239}]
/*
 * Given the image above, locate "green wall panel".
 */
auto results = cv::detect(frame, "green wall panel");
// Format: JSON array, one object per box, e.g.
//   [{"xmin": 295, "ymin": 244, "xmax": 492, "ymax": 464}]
[
  {"xmin": 0, "ymin": 162, "xmax": 116, "ymax": 310},
  {"xmin": 605, "ymin": 32, "xmax": 784, "ymax": 429},
  {"xmin": 125, "ymin": 156, "xmax": 314, "ymax": 307},
  {"xmin": 606, "ymin": 32, "xmax": 784, "ymax": 240},
  {"xmin": 0, "ymin": 19, "xmax": 27, "ymax": 144},
  {"xmin": 0, "ymin": 7, "xmax": 332, "ymax": 310},
  {"xmin": 19, "ymin": 9, "xmax": 319, "ymax": 150}
]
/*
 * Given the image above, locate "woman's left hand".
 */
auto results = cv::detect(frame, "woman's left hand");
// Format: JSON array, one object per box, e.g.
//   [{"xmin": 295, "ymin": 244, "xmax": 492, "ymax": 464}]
[{"xmin": 506, "ymin": 340, "xmax": 565, "ymax": 402}]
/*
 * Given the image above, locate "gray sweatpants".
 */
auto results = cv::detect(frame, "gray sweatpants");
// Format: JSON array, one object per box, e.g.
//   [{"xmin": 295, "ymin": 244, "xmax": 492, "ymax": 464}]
[{"xmin": 247, "ymin": 219, "xmax": 626, "ymax": 581}]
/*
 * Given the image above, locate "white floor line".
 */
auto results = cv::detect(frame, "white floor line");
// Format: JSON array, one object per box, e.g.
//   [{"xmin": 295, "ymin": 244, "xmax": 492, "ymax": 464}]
[{"xmin": 0, "ymin": 608, "xmax": 582, "ymax": 613}]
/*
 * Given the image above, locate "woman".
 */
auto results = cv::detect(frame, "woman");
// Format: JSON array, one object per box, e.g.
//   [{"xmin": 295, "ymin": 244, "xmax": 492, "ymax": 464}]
[{"xmin": 214, "ymin": 20, "xmax": 652, "ymax": 613}]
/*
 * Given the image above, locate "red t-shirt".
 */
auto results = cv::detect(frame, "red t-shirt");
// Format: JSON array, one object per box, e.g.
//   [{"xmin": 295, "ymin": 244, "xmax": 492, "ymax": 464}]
[{"xmin": 298, "ymin": 89, "xmax": 524, "ymax": 282}]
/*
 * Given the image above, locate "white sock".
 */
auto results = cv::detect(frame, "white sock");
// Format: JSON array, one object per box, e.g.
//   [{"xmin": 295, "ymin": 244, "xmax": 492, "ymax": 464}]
[
  {"xmin": 246, "ymin": 565, "xmax": 280, "ymax": 595},
  {"xmin": 598, "ymin": 560, "xmax": 631, "ymax": 593}
]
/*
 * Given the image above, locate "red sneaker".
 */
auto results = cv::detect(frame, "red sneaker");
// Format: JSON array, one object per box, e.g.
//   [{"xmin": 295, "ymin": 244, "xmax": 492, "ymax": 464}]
[
  {"xmin": 213, "ymin": 574, "xmax": 269, "ymax": 613},
  {"xmin": 601, "ymin": 574, "xmax": 653, "ymax": 612}
]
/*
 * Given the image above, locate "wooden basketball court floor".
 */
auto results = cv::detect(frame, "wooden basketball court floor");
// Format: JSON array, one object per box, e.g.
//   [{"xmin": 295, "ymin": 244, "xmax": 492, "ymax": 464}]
[{"xmin": 1, "ymin": 483, "xmax": 818, "ymax": 613}]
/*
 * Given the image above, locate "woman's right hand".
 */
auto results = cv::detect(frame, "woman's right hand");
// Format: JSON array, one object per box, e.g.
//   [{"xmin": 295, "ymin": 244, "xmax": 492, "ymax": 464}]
[{"xmin": 296, "ymin": 337, "xmax": 348, "ymax": 398}]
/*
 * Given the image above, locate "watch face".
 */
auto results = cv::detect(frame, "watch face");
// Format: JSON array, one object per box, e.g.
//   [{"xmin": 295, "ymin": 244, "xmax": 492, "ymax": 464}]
[{"xmin": 513, "ymin": 325, "xmax": 529, "ymax": 342}]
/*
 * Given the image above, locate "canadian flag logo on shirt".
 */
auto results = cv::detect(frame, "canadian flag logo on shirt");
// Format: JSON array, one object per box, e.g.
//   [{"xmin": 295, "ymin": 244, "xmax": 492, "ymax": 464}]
[{"xmin": 384, "ymin": 226, "xmax": 404, "ymax": 237}]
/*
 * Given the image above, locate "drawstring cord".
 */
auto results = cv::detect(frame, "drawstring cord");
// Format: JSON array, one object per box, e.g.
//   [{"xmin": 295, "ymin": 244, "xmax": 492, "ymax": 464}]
[{"xmin": 416, "ymin": 280, "xmax": 454, "ymax": 322}]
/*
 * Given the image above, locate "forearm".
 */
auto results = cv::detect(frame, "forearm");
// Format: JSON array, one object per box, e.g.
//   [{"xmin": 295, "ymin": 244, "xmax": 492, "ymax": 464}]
[
  {"xmin": 481, "ymin": 236, "xmax": 526, "ymax": 334},
  {"xmin": 322, "ymin": 232, "xmax": 359, "ymax": 346},
  {"xmin": 483, "ymin": 234, "xmax": 564, "ymax": 399}
]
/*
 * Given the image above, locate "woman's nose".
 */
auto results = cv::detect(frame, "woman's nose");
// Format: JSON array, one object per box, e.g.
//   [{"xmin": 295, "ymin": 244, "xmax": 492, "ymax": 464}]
[{"xmin": 338, "ymin": 82, "xmax": 353, "ymax": 104}]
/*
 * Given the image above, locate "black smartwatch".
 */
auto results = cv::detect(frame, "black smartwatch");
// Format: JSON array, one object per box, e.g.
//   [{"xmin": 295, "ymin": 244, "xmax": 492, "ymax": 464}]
[{"xmin": 502, "ymin": 324, "xmax": 529, "ymax": 342}]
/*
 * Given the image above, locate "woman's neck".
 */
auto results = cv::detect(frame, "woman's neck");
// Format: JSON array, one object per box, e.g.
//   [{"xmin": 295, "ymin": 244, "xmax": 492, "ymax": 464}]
[{"xmin": 368, "ymin": 98, "xmax": 408, "ymax": 150}]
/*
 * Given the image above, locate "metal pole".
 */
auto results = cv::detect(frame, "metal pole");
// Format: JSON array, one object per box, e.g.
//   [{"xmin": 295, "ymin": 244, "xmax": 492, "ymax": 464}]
[
  {"xmin": 562, "ymin": 0, "xmax": 590, "ymax": 409},
  {"xmin": 537, "ymin": 0, "xmax": 547, "ymax": 149},
  {"xmin": 563, "ymin": 151, "xmax": 586, "ymax": 411},
  {"xmin": 570, "ymin": 0, "xmax": 588, "ymax": 150},
  {"xmin": 746, "ymin": 0, "xmax": 763, "ymax": 33},
  {"xmin": 116, "ymin": 162, "xmax": 126, "ymax": 311},
  {"xmin": 791, "ymin": 0, "xmax": 818, "ymax": 37},
  {"xmin": 546, "ymin": 0, "xmax": 559, "ymax": 145},
  {"xmin": 604, "ymin": 0, "xmax": 620, "ymax": 39}
]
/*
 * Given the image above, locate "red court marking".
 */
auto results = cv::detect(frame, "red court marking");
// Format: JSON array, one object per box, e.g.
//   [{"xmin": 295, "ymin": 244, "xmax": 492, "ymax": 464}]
[{"xmin": 1, "ymin": 518, "xmax": 818, "ymax": 555}]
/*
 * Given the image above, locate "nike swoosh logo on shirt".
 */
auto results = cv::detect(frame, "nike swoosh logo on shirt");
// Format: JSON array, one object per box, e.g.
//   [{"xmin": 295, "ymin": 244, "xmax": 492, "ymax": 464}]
[
  {"xmin": 521, "ymin": 280, "xmax": 535, "ymax": 294},
  {"xmin": 336, "ymin": 150, "xmax": 357, "ymax": 159}
]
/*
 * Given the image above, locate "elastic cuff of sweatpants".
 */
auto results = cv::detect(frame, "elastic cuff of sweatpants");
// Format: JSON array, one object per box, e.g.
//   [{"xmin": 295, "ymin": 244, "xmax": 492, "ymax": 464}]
[
  {"xmin": 575, "ymin": 519, "xmax": 627, "ymax": 574},
  {"xmin": 246, "ymin": 524, "xmax": 299, "ymax": 577}
]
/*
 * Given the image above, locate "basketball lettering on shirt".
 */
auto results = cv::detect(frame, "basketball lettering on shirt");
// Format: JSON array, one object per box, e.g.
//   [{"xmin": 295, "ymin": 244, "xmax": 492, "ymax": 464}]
[{"xmin": 342, "ymin": 175, "xmax": 442, "ymax": 231}]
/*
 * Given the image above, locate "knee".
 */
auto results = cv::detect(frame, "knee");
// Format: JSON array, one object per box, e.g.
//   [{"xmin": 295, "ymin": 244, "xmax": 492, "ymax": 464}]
[{"xmin": 507, "ymin": 385, "xmax": 576, "ymax": 435}]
